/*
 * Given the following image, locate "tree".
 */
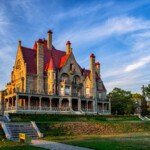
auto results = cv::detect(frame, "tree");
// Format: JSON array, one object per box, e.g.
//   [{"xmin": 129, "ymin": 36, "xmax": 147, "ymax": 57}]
[
  {"xmin": 144, "ymin": 84, "xmax": 150, "ymax": 99},
  {"xmin": 132, "ymin": 93, "xmax": 142, "ymax": 102},
  {"xmin": 141, "ymin": 85, "xmax": 148, "ymax": 116},
  {"xmin": 132, "ymin": 93, "xmax": 142, "ymax": 114},
  {"xmin": 108, "ymin": 88, "xmax": 135, "ymax": 115}
]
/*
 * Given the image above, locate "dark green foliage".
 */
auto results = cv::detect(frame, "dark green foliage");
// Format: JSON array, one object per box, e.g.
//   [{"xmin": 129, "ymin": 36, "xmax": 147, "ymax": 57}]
[
  {"xmin": 141, "ymin": 85, "xmax": 148, "ymax": 116},
  {"xmin": 108, "ymin": 88, "xmax": 135, "ymax": 115},
  {"xmin": 9, "ymin": 113, "xmax": 107, "ymax": 122},
  {"xmin": 9, "ymin": 113, "xmax": 140, "ymax": 123},
  {"xmin": 144, "ymin": 84, "xmax": 150, "ymax": 98}
]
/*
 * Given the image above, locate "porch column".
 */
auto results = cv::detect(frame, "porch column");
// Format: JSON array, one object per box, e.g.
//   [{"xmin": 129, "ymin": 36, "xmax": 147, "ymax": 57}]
[
  {"xmin": 39, "ymin": 97, "xmax": 42, "ymax": 111},
  {"xmin": 49, "ymin": 98, "xmax": 52, "ymax": 111},
  {"xmin": 16, "ymin": 95, "xmax": 19, "ymax": 110},
  {"xmin": 102, "ymin": 103, "xmax": 104, "ymax": 114},
  {"xmin": 92, "ymin": 100, "xmax": 95, "ymax": 112},
  {"xmin": 8, "ymin": 98, "xmax": 10, "ymax": 108},
  {"xmin": 11, "ymin": 97, "xmax": 14, "ymax": 108},
  {"xmin": 109, "ymin": 102, "xmax": 111, "ymax": 114},
  {"xmin": 69, "ymin": 97, "xmax": 72, "ymax": 110},
  {"xmin": 23, "ymin": 99, "xmax": 26, "ymax": 109},
  {"xmin": 59, "ymin": 98, "xmax": 62, "ymax": 111},
  {"xmin": 78, "ymin": 98, "xmax": 81, "ymax": 111},
  {"xmin": 28, "ymin": 96, "xmax": 31, "ymax": 110},
  {"xmin": 86, "ymin": 100, "xmax": 88, "ymax": 112},
  {"xmin": 6, "ymin": 99, "xmax": 9, "ymax": 110}
]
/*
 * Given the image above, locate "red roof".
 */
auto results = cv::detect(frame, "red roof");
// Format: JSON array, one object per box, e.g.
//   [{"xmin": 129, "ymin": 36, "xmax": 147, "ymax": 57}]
[
  {"xmin": 21, "ymin": 40, "xmax": 67, "ymax": 74},
  {"xmin": 45, "ymin": 57, "xmax": 55, "ymax": 71},
  {"xmin": 22, "ymin": 47, "xmax": 37, "ymax": 74},
  {"xmin": 59, "ymin": 54, "xmax": 70, "ymax": 68}
]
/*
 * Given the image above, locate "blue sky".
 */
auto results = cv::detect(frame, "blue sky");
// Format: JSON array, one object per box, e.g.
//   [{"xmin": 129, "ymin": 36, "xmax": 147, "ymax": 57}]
[{"xmin": 0, "ymin": 0, "xmax": 150, "ymax": 93}]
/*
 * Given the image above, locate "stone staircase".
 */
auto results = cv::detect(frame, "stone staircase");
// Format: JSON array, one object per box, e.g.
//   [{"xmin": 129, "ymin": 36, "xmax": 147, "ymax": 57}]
[
  {"xmin": 0, "ymin": 115, "xmax": 8, "ymax": 122},
  {"xmin": 6, "ymin": 122, "xmax": 39, "ymax": 141}
]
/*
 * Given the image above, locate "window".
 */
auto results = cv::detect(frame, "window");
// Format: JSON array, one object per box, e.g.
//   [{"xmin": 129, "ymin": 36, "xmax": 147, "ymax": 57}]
[
  {"xmin": 60, "ymin": 86, "xmax": 64, "ymax": 95},
  {"xmin": 65, "ymin": 86, "xmax": 70, "ymax": 95},
  {"xmin": 99, "ymin": 93, "xmax": 102, "ymax": 98},
  {"xmin": 86, "ymin": 87, "xmax": 90, "ymax": 96},
  {"xmin": 70, "ymin": 63, "xmax": 75, "ymax": 72},
  {"xmin": 70, "ymin": 64, "xmax": 73, "ymax": 70}
]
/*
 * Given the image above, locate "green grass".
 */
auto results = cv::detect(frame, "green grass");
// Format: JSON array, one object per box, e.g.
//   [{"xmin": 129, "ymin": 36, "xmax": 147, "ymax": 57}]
[
  {"xmin": 0, "ymin": 141, "xmax": 45, "ymax": 150},
  {"xmin": 9, "ymin": 113, "xmax": 141, "ymax": 123},
  {"xmin": 44, "ymin": 132, "xmax": 150, "ymax": 150}
]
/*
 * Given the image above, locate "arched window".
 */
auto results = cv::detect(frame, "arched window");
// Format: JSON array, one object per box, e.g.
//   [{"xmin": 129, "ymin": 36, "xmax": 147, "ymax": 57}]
[
  {"xmin": 60, "ymin": 73, "xmax": 69, "ymax": 83},
  {"xmin": 73, "ymin": 75, "xmax": 80, "ymax": 84}
]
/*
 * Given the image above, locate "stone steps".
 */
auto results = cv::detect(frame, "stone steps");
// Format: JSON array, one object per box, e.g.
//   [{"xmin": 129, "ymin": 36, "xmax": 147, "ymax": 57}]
[
  {"xmin": 5, "ymin": 122, "xmax": 39, "ymax": 140},
  {"xmin": 0, "ymin": 116, "xmax": 8, "ymax": 122}
]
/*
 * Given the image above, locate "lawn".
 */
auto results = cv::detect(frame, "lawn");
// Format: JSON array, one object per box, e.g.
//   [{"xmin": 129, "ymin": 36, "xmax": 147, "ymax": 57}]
[
  {"xmin": 44, "ymin": 132, "xmax": 150, "ymax": 150},
  {"xmin": 1, "ymin": 114, "xmax": 149, "ymax": 150},
  {"xmin": 0, "ymin": 141, "xmax": 45, "ymax": 150}
]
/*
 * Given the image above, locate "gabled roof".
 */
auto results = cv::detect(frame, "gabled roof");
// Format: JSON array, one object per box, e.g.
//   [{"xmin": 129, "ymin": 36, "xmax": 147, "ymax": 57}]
[
  {"xmin": 21, "ymin": 40, "xmax": 67, "ymax": 74},
  {"xmin": 21, "ymin": 46, "xmax": 37, "ymax": 74},
  {"xmin": 45, "ymin": 57, "xmax": 55, "ymax": 71},
  {"xmin": 59, "ymin": 54, "xmax": 70, "ymax": 68}
]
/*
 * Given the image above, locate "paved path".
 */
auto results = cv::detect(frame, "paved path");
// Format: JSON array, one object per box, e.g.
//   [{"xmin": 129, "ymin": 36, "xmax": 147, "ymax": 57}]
[{"xmin": 32, "ymin": 139, "xmax": 92, "ymax": 150}]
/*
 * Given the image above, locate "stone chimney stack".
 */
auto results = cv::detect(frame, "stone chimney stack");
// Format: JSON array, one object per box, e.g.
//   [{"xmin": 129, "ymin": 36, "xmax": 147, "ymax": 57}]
[
  {"xmin": 95, "ymin": 62, "xmax": 100, "ymax": 77},
  {"xmin": 90, "ymin": 53, "xmax": 96, "ymax": 98},
  {"xmin": 66, "ymin": 41, "xmax": 72, "ymax": 54},
  {"xmin": 18, "ymin": 40, "xmax": 21, "ymax": 47},
  {"xmin": 47, "ymin": 30, "xmax": 53, "ymax": 50},
  {"xmin": 37, "ymin": 39, "xmax": 44, "ymax": 93}
]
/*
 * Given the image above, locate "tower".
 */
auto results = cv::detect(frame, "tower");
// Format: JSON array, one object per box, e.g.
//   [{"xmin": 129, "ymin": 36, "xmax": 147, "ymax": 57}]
[{"xmin": 47, "ymin": 58, "xmax": 55, "ymax": 95}]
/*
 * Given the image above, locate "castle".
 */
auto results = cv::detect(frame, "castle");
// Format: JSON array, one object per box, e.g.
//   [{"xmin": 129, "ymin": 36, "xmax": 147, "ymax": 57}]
[{"xmin": 0, "ymin": 30, "xmax": 110, "ymax": 115}]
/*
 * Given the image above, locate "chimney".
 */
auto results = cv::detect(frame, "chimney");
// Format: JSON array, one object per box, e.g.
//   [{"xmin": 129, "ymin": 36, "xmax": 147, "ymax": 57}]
[
  {"xmin": 95, "ymin": 62, "xmax": 100, "ymax": 77},
  {"xmin": 37, "ymin": 39, "xmax": 44, "ymax": 93},
  {"xmin": 18, "ymin": 40, "xmax": 21, "ymax": 48},
  {"xmin": 66, "ymin": 41, "xmax": 72, "ymax": 54},
  {"xmin": 47, "ymin": 30, "xmax": 53, "ymax": 50},
  {"xmin": 90, "ymin": 53, "xmax": 96, "ymax": 98}
]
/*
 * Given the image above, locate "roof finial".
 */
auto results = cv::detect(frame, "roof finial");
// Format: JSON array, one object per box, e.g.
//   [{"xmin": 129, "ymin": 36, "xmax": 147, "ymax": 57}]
[{"xmin": 18, "ymin": 40, "xmax": 21, "ymax": 47}]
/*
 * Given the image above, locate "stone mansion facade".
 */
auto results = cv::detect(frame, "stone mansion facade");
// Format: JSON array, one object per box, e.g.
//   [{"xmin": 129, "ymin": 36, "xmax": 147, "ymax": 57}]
[{"xmin": 0, "ymin": 30, "xmax": 111, "ymax": 115}]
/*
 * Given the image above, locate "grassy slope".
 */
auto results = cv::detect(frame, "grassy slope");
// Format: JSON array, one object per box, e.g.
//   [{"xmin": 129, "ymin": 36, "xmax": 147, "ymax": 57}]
[
  {"xmin": 38, "ymin": 121, "xmax": 150, "ymax": 137},
  {"xmin": 0, "ymin": 141, "xmax": 45, "ymax": 150},
  {"xmin": 45, "ymin": 133, "xmax": 150, "ymax": 150},
  {"xmin": 0, "ymin": 114, "xmax": 150, "ymax": 150},
  {"xmin": 64, "ymin": 135, "xmax": 150, "ymax": 150}
]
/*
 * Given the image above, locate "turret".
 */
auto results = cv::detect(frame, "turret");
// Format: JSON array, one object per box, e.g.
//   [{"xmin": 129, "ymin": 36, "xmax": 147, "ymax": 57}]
[
  {"xmin": 66, "ymin": 41, "xmax": 72, "ymax": 54},
  {"xmin": 47, "ymin": 58, "xmax": 55, "ymax": 95},
  {"xmin": 95, "ymin": 62, "xmax": 100, "ymax": 77},
  {"xmin": 37, "ymin": 39, "xmax": 44, "ymax": 93},
  {"xmin": 47, "ymin": 30, "xmax": 53, "ymax": 50}
]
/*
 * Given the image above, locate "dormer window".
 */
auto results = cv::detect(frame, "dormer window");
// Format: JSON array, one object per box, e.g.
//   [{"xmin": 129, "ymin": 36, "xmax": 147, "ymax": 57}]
[{"xmin": 70, "ymin": 64, "xmax": 73, "ymax": 71}]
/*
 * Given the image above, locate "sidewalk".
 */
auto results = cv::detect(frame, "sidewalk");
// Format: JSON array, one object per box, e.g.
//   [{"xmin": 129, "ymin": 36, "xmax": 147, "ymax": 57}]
[{"xmin": 32, "ymin": 139, "xmax": 93, "ymax": 150}]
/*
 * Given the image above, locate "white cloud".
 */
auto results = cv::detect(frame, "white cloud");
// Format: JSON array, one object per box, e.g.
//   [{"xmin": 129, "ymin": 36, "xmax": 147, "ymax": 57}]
[
  {"xmin": 55, "ymin": 16, "xmax": 150, "ymax": 49},
  {"xmin": 124, "ymin": 56, "xmax": 150, "ymax": 72}
]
